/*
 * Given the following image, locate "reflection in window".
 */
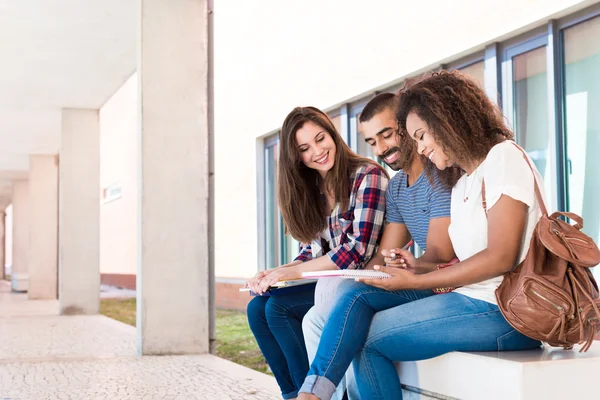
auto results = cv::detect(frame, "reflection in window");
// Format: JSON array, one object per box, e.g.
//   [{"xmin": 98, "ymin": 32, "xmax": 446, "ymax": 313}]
[
  {"xmin": 330, "ymin": 115, "xmax": 341, "ymax": 136},
  {"xmin": 512, "ymin": 46, "xmax": 554, "ymax": 207},
  {"xmin": 458, "ymin": 61, "xmax": 485, "ymax": 88},
  {"xmin": 264, "ymin": 140, "xmax": 281, "ymax": 269},
  {"xmin": 264, "ymin": 136, "xmax": 301, "ymax": 269},
  {"xmin": 563, "ymin": 16, "xmax": 600, "ymax": 261},
  {"xmin": 356, "ymin": 114, "xmax": 376, "ymax": 161}
]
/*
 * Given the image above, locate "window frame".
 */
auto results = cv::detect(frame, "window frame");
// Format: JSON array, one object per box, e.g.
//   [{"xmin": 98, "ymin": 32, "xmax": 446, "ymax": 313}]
[
  {"xmin": 347, "ymin": 98, "xmax": 370, "ymax": 153},
  {"xmin": 556, "ymin": 2, "xmax": 600, "ymax": 30},
  {"xmin": 443, "ymin": 51, "xmax": 485, "ymax": 72},
  {"xmin": 258, "ymin": 132, "xmax": 282, "ymax": 271},
  {"xmin": 555, "ymin": 3, "xmax": 600, "ymax": 212}
]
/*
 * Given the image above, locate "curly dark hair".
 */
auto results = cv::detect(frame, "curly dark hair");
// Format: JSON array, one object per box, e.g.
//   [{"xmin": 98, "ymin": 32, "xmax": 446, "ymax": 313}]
[{"xmin": 397, "ymin": 70, "xmax": 513, "ymax": 186}]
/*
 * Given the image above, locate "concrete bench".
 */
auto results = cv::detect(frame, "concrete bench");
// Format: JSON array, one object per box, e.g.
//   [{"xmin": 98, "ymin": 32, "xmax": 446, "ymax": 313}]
[
  {"xmin": 396, "ymin": 344, "xmax": 600, "ymax": 399},
  {"xmin": 313, "ymin": 278, "xmax": 600, "ymax": 399}
]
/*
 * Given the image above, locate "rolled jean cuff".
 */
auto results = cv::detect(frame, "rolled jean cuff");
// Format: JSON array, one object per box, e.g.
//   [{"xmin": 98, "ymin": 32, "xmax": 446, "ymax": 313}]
[
  {"xmin": 282, "ymin": 390, "xmax": 298, "ymax": 399},
  {"xmin": 299, "ymin": 375, "xmax": 337, "ymax": 400}
]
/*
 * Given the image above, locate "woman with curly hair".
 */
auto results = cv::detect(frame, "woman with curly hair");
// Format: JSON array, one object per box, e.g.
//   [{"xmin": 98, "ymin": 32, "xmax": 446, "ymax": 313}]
[
  {"xmin": 245, "ymin": 106, "xmax": 389, "ymax": 400},
  {"xmin": 298, "ymin": 72, "xmax": 543, "ymax": 400}
]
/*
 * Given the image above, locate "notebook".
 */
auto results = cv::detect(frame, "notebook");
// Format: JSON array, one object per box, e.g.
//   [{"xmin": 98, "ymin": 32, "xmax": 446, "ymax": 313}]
[
  {"xmin": 301, "ymin": 270, "xmax": 391, "ymax": 279},
  {"xmin": 239, "ymin": 278, "xmax": 318, "ymax": 296}
]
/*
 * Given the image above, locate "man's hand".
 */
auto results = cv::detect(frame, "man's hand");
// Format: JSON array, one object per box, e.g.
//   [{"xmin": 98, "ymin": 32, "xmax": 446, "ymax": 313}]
[{"xmin": 357, "ymin": 265, "xmax": 420, "ymax": 291}]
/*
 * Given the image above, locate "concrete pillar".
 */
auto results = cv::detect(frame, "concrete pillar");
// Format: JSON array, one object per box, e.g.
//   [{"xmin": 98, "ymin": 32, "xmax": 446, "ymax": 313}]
[
  {"xmin": 11, "ymin": 180, "xmax": 29, "ymax": 292},
  {"xmin": 59, "ymin": 109, "xmax": 100, "ymax": 314},
  {"xmin": 28, "ymin": 155, "xmax": 59, "ymax": 299},
  {"xmin": 137, "ymin": 0, "xmax": 210, "ymax": 355},
  {"xmin": 0, "ymin": 210, "xmax": 5, "ymax": 280}
]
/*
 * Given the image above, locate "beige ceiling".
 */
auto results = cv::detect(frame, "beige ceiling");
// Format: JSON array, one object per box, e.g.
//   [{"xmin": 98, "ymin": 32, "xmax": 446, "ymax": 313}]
[{"xmin": 0, "ymin": 0, "xmax": 137, "ymax": 201}]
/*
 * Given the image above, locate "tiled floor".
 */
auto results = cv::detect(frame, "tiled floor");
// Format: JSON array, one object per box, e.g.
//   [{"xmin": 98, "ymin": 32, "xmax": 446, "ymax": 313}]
[{"xmin": 0, "ymin": 280, "xmax": 280, "ymax": 400}]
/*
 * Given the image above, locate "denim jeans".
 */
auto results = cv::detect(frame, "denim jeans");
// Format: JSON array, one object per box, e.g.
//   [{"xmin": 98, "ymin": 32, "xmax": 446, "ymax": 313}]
[
  {"xmin": 353, "ymin": 292, "xmax": 542, "ymax": 400},
  {"xmin": 299, "ymin": 280, "xmax": 435, "ymax": 399},
  {"xmin": 246, "ymin": 286, "xmax": 316, "ymax": 399},
  {"xmin": 303, "ymin": 278, "xmax": 355, "ymax": 400}
]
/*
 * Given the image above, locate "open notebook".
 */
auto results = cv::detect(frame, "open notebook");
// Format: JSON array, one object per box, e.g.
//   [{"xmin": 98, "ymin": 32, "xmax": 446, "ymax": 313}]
[{"xmin": 302, "ymin": 270, "xmax": 391, "ymax": 279}]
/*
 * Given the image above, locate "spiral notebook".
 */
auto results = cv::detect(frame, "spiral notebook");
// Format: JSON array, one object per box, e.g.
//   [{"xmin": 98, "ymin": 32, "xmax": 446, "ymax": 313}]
[{"xmin": 301, "ymin": 270, "xmax": 391, "ymax": 279}]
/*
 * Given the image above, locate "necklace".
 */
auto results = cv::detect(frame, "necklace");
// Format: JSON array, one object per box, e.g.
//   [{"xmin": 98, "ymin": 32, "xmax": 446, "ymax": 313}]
[{"xmin": 463, "ymin": 169, "xmax": 480, "ymax": 203}]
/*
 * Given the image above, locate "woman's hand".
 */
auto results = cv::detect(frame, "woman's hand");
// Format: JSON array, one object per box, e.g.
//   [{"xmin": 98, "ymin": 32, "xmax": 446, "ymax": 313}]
[
  {"xmin": 381, "ymin": 248, "xmax": 418, "ymax": 273},
  {"xmin": 357, "ymin": 265, "xmax": 421, "ymax": 291},
  {"xmin": 245, "ymin": 270, "xmax": 272, "ymax": 294},
  {"xmin": 257, "ymin": 265, "xmax": 302, "ymax": 294}
]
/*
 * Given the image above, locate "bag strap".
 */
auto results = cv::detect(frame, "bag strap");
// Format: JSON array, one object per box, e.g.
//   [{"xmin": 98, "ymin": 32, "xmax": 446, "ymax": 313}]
[
  {"xmin": 481, "ymin": 141, "xmax": 548, "ymax": 216},
  {"xmin": 550, "ymin": 211, "xmax": 583, "ymax": 230}
]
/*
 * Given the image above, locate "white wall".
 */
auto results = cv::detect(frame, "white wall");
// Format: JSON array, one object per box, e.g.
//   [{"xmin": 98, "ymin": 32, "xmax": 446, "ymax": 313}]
[
  {"xmin": 212, "ymin": 0, "xmax": 593, "ymax": 278},
  {"xmin": 99, "ymin": 74, "xmax": 138, "ymax": 276}
]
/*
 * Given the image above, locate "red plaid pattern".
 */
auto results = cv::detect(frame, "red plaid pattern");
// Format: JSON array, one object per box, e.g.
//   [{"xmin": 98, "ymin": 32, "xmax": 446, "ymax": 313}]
[{"xmin": 294, "ymin": 164, "xmax": 388, "ymax": 270}]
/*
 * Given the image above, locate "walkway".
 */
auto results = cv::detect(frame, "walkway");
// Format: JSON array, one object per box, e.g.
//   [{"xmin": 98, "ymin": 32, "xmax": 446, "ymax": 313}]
[{"xmin": 0, "ymin": 280, "xmax": 280, "ymax": 400}]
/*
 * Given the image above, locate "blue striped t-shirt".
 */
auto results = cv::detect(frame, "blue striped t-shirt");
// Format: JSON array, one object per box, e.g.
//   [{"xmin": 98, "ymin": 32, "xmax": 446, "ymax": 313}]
[{"xmin": 385, "ymin": 170, "xmax": 452, "ymax": 251}]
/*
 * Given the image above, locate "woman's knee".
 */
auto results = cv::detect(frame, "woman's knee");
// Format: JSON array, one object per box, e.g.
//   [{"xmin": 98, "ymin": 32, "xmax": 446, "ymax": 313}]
[
  {"xmin": 264, "ymin": 296, "xmax": 292, "ymax": 322},
  {"xmin": 246, "ymin": 296, "xmax": 268, "ymax": 328}
]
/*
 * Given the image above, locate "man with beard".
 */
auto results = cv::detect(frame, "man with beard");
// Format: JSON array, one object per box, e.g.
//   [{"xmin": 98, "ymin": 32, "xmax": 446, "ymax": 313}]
[
  {"xmin": 357, "ymin": 92, "xmax": 455, "ymax": 272},
  {"xmin": 301, "ymin": 92, "xmax": 455, "ymax": 400}
]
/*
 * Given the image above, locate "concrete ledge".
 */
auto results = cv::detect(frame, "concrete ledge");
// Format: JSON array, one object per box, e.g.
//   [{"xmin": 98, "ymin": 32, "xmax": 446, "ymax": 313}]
[{"xmin": 396, "ymin": 344, "xmax": 600, "ymax": 399}]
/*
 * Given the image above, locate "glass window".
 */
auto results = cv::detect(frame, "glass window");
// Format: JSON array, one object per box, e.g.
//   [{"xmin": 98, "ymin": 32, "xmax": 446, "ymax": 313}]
[
  {"xmin": 511, "ymin": 46, "xmax": 555, "ymax": 207},
  {"xmin": 356, "ymin": 114, "xmax": 376, "ymax": 161},
  {"xmin": 264, "ymin": 139, "xmax": 281, "ymax": 269},
  {"xmin": 458, "ymin": 61, "xmax": 485, "ymax": 88},
  {"xmin": 330, "ymin": 114, "xmax": 341, "ymax": 135},
  {"xmin": 264, "ymin": 136, "xmax": 299, "ymax": 269},
  {"xmin": 563, "ymin": 16, "xmax": 600, "ymax": 258}
]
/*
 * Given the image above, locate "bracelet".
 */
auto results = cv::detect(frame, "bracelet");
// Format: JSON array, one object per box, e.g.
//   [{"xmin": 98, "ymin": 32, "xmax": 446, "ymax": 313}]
[{"xmin": 432, "ymin": 258, "xmax": 460, "ymax": 294}]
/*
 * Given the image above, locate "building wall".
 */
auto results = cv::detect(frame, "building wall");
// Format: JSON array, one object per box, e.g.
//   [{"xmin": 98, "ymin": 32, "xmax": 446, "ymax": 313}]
[
  {"xmin": 92, "ymin": 0, "xmax": 599, "ymax": 306},
  {"xmin": 99, "ymin": 73, "xmax": 138, "ymax": 283},
  {"xmin": 212, "ymin": 0, "xmax": 593, "ymax": 280}
]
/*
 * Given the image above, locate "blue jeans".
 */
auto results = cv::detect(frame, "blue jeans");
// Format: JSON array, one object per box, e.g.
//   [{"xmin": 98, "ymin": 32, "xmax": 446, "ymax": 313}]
[
  {"xmin": 246, "ymin": 287, "xmax": 316, "ymax": 399},
  {"xmin": 299, "ymin": 280, "xmax": 435, "ymax": 399},
  {"xmin": 353, "ymin": 292, "xmax": 542, "ymax": 400}
]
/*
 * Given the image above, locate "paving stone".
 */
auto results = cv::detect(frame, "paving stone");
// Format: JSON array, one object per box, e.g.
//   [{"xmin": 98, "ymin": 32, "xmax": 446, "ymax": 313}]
[{"xmin": 0, "ymin": 280, "xmax": 280, "ymax": 400}]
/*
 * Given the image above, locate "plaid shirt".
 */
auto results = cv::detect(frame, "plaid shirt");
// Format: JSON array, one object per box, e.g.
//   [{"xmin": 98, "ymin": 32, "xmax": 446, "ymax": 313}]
[{"xmin": 294, "ymin": 164, "xmax": 388, "ymax": 270}]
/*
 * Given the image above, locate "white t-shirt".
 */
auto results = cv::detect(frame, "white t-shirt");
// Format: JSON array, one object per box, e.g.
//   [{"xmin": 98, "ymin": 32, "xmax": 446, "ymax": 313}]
[{"xmin": 449, "ymin": 141, "xmax": 545, "ymax": 305}]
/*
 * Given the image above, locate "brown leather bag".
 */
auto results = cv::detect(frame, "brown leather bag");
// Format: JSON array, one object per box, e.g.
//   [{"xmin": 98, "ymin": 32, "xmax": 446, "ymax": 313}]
[{"xmin": 483, "ymin": 142, "xmax": 600, "ymax": 352}]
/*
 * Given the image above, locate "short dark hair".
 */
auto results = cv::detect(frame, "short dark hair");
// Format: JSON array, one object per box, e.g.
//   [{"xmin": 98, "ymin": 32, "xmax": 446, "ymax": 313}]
[{"xmin": 359, "ymin": 92, "xmax": 398, "ymax": 123}]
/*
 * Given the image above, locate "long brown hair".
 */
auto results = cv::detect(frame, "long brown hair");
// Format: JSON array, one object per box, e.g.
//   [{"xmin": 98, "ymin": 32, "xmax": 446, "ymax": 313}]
[
  {"xmin": 278, "ymin": 106, "xmax": 387, "ymax": 243},
  {"xmin": 397, "ymin": 71, "xmax": 513, "ymax": 186}
]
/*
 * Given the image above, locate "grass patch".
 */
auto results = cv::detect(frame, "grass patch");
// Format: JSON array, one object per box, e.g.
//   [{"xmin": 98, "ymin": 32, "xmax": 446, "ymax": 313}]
[
  {"xmin": 99, "ymin": 299, "xmax": 268, "ymax": 374},
  {"xmin": 215, "ymin": 309, "xmax": 269, "ymax": 374},
  {"xmin": 100, "ymin": 298, "xmax": 136, "ymax": 327}
]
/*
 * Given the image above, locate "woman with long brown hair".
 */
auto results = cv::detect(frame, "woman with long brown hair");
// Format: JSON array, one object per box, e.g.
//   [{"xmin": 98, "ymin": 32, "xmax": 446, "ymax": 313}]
[
  {"xmin": 245, "ymin": 106, "xmax": 388, "ymax": 399},
  {"xmin": 297, "ymin": 72, "xmax": 543, "ymax": 400}
]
